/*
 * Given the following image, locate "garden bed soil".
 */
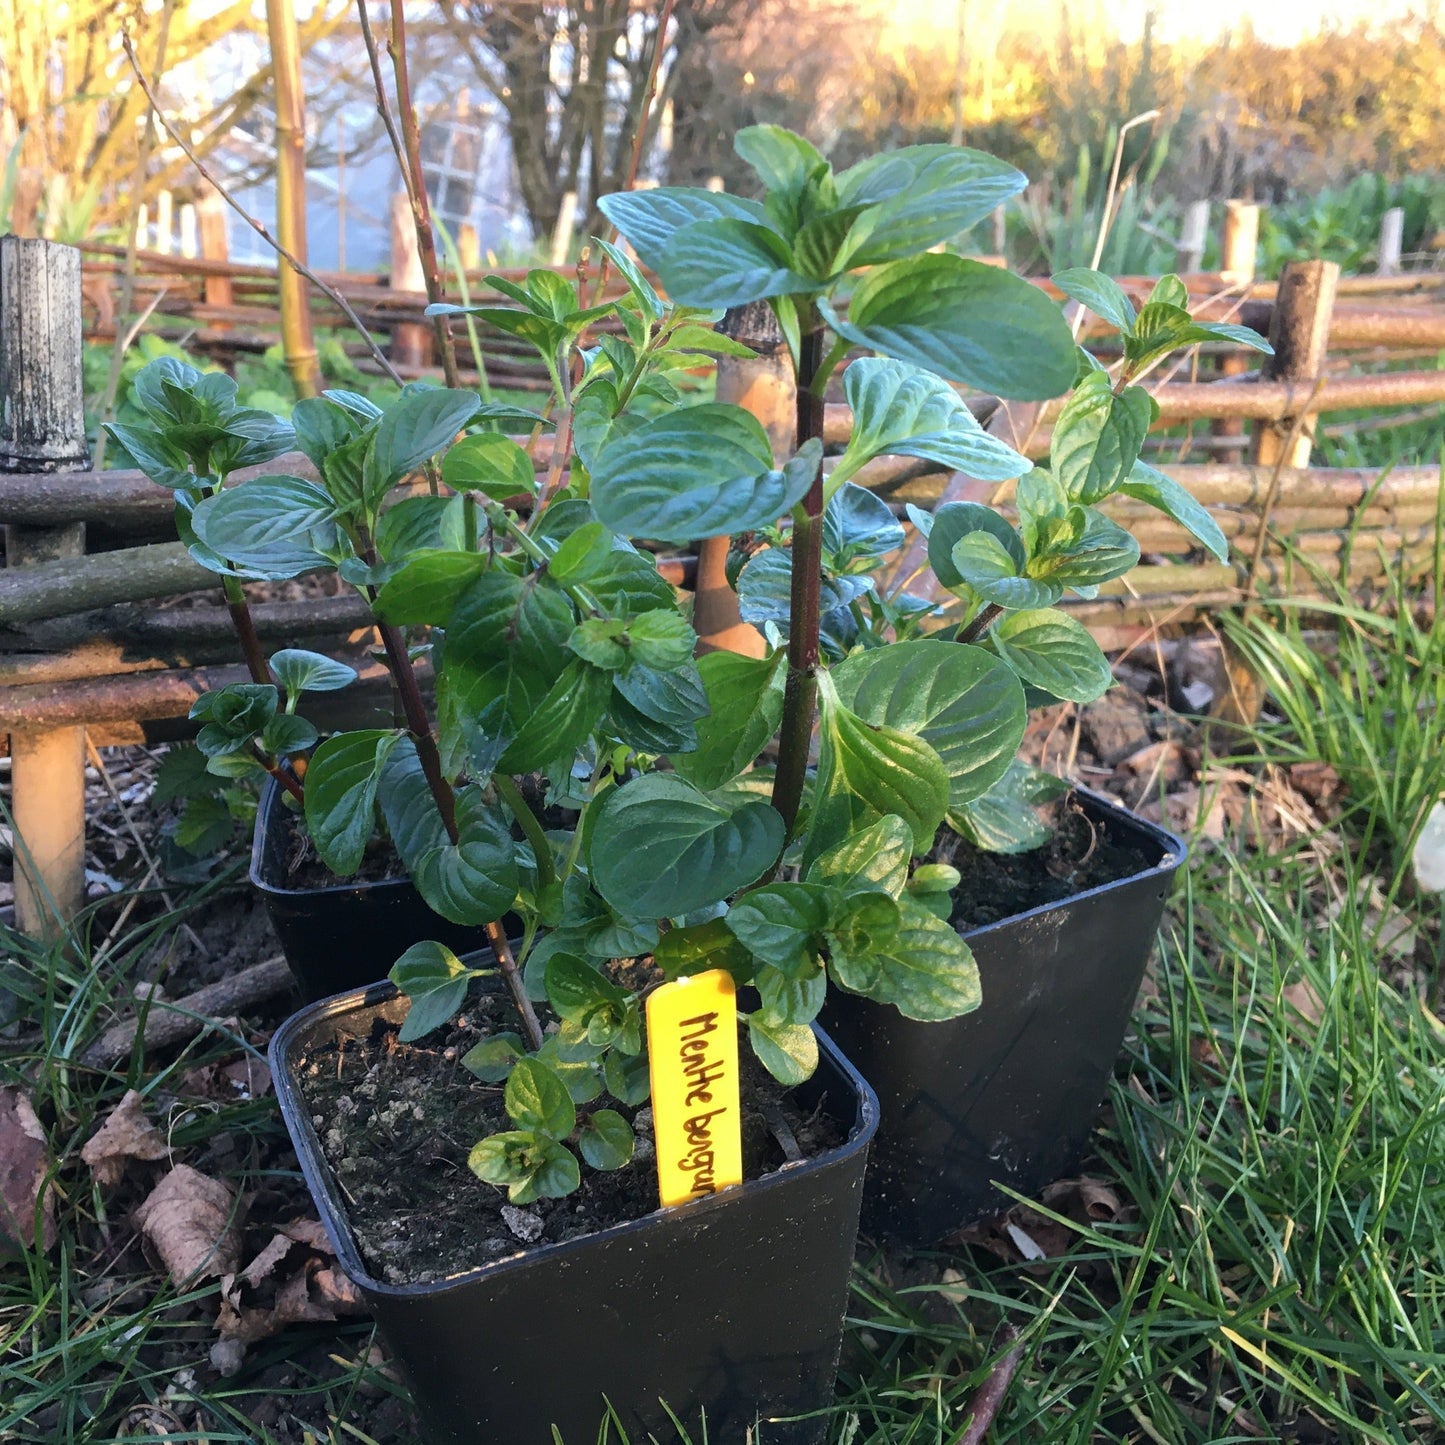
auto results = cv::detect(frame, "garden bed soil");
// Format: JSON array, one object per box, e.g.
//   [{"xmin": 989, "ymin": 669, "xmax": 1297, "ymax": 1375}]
[
  {"xmin": 936, "ymin": 793, "xmax": 1157, "ymax": 930},
  {"xmin": 294, "ymin": 984, "xmax": 843, "ymax": 1286}
]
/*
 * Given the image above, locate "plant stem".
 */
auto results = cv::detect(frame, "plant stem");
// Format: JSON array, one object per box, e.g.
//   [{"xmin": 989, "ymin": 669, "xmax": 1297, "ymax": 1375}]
[
  {"xmin": 958, "ymin": 602, "xmax": 1004, "ymax": 645},
  {"xmin": 495, "ymin": 774, "xmax": 556, "ymax": 893},
  {"xmin": 372, "ymin": 613, "xmax": 544, "ymax": 1051},
  {"xmin": 251, "ymin": 743, "xmax": 306, "ymax": 805},
  {"xmin": 770, "ymin": 322, "xmax": 827, "ymax": 840},
  {"xmin": 222, "ymin": 575, "xmax": 275, "ymax": 687}
]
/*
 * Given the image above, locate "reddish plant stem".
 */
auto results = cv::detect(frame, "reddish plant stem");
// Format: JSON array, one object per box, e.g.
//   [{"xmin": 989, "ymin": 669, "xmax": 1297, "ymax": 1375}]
[
  {"xmin": 372, "ymin": 613, "xmax": 544, "ymax": 1051},
  {"xmin": 254, "ymin": 746, "xmax": 306, "ymax": 805},
  {"xmin": 225, "ymin": 591, "xmax": 275, "ymax": 689},
  {"xmin": 385, "ymin": 0, "xmax": 460, "ymax": 388},
  {"xmin": 770, "ymin": 325, "xmax": 827, "ymax": 840},
  {"xmin": 949, "ymin": 1326, "xmax": 1023, "ymax": 1445},
  {"xmin": 958, "ymin": 601, "xmax": 1004, "ymax": 645}
]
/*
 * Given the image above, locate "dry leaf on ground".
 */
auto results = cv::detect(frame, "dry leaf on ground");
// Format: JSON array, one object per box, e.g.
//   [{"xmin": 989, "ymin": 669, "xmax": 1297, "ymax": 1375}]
[
  {"xmin": 81, "ymin": 1089, "xmax": 169, "ymax": 1186},
  {"xmin": 212, "ymin": 1219, "xmax": 366, "ymax": 1376},
  {"xmin": 178, "ymin": 1056, "xmax": 272, "ymax": 1102},
  {"xmin": 134, "ymin": 1164, "xmax": 242, "ymax": 1284},
  {"xmin": 0, "ymin": 1087, "xmax": 56, "ymax": 1251}
]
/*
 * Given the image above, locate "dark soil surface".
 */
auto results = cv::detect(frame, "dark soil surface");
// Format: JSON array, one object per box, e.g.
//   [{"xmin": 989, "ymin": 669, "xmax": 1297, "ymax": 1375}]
[
  {"xmin": 296, "ymin": 983, "xmax": 844, "ymax": 1286},
  {"xmin": 936, "ymin": 794, "xmax": 1158, "ymax": 931}
]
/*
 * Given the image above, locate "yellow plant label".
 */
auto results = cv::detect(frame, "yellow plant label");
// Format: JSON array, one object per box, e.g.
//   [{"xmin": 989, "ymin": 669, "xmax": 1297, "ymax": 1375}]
[{"xmin": 645, "ymin": 968, "xmax": 743, "ymax": 1208}]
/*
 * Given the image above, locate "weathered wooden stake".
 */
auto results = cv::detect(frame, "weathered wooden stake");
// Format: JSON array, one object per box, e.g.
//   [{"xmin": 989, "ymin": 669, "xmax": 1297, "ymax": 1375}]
[
  {"xmin": 389, "ymin": 189, "xmax": 431, "ymax": 368},
  {"xmin": 1177, "ymin": 199, "xmax": 1210, "ymax": 274},
  {"xmin": 0, "ymin": 238, "xmax": 91, "ymax": 938},
  {"xmin": 694, "ymin": 302, "xmax": 791, "ymax": 658},
  {"xmin": 1212, "ymin": 256, "xmax": 1340, "ymax": 727},
  {"xmin": 154, "ymin": 189, "xmax": 174, "ymax": 256},
  {"xmin": 549, "ymin": 191, "xmax": 578, "ymax": 267},
  {"xmin": 1212, "ymin": 200, "xmax": 1260, "ymax": 463},
  {"xmin": 457, "ymin": 222, "xmax": 482, "ymax": 274},
  {"xmin": 1378, "ymin": 207, "xmax": 1404, "ymax": 276},
  {"xmin": 197, "ymin": 185, "xmax": 233, "ymax": 320},
  {"xmin": 178, "ymin": 202, "xmax": 198, "ymax": 259}
]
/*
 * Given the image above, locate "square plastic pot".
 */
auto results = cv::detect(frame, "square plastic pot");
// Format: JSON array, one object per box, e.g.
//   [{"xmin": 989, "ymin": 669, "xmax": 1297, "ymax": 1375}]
[
  {"xmin": 270, "ymin": 980, "xmax": 879, "ymax": 1445},
  {"xmin": 821, "ymin": 788, "xmax": 1185, "ymax": 1247},
  {"xmin": 250, "ymin": 777, "xmax": 495, "ymax": 1001}
]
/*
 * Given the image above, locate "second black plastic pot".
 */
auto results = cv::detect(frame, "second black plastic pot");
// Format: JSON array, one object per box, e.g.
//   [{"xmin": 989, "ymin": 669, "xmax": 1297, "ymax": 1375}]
[
  {"xmin": 822, "ymin": 788, "xmax": 1185, "ymax": 1247},
  {"xmin": 249, "ymin": 778, "xmax": 494, "ymax": 1001},
  {"xmin": 270, "ymin": 980, "xmax": 880, "ymax": 1445}
]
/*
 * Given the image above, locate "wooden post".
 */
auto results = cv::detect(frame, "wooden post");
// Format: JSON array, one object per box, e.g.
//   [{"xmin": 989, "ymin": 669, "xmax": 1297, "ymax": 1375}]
[
  {"xmin": 549, "ymin": 191, "xmax": 578, "ymax": 267},
  {"xmin": 1212, "ymin": 201, "xmax": 1260, "ymax": 464},
  {"xmin": 135, "ymin": 203, "xmax": 149, "ymax": 251},
  {"xmin": 693, "ymin": 301, "xmax": 792, "ymax": 658},
  {"xmin": 389, "ymin": 189, "xmax": 431, "ymax": 369},
  {"xmin": 457, "ymin": 222, "xmax": 482, "ymax": 275},
  {"xmin": 154, "ymin": 189, "xmax": 174, "ymax": 255},
  {"xmin": 0, "ymin": 238, "xmax": 91, "ymax": 939},
  {"xmin": 1177, "ymin": 199, "xmax": 1210, "ymax": 274},
  {"xmin": 178, "ymin": 202, "xmax": 198, "ymax": 259},
  {"xmin": 266, "ymin": 0, "xmax": 321, "ymax": 397},
  {"xmin": 197, "ymin": 185, "xmax": 233, "ymax": 314},
  {"xmin": 705, "ymin": 176, "xmax": 725, "ymax": 193},
  {"xmin": 1212, "ymin": 256, "xmax": 1340, "ymax": 726},
  {"xmin": 1379, "ymin": 207, "xmax": 1405, "ymax": 276}
]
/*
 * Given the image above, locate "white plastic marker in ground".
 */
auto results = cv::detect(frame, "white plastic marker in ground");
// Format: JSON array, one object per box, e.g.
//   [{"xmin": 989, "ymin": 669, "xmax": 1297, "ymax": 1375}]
[{"xmin": 644, "ymin": 968, "xmax": 743, "ymax": 1208}]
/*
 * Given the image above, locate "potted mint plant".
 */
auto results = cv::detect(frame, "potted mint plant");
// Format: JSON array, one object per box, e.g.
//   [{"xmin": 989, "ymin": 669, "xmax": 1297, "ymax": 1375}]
[{"xmin": 124, "ymin": 124, "xmax": 1266, "ymax": 1441}]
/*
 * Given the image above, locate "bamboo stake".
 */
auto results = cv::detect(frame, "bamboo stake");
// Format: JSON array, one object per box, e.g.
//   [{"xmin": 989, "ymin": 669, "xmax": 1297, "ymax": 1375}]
[{"xmin": 265, "ymin": 0, "xmax": 321, "ymax": 398}]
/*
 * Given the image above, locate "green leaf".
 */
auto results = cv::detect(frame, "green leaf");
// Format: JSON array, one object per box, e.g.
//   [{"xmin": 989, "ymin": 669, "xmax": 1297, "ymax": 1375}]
[
  {"xmin": 662, "ymin": 323, "xmax": 758, "ymax": 358},
  {"xmin": 822, "ymin": 484, "xmax": 905, "ymax": 570},
  {"xmin": 591, "ymin": 236, "xmax": 662, "ymax": 323},
  {"xmin": 755, "ymin": 964, "xmax": 827, "ymax": 1027},
  {"xmin": 828, "ymin": 894, "xmax": 981, "ymax": 1021},
  {"xmin": 591, "ymin": 404, "xmax": 820, "ymax": 545},
  {"xmin": 927, "ymin": 501, "xmax": 1024, "ymax": 593},
  {"xmin": 258, "ymin": 712, "xmax": 317, "ymax": 757},
  {"xmin": 734, "ymin": 125, "xmax": 829, "ymax": 203},
  {"xmin": 469, "ymin": 1131, "xmax": 580, "ymax": 1203},
  {"xmin": 577, "ymin": 1109, "xmax": 634, "ymax": 1170},
  {"xmin": 103, "ymin": 423, "xmax": 195, "ymax": 490},
  {"xmin": 1052, "ymin": 373, "xmax": 1154, "ymax": 503},
  {"xmin": 822, "ymin": 254, "xmax": 1075, "ymax": 401},
  {"xmin": 291, "ymin": 395, "xmax": 365, "ymax": 470},
  {"xmin": 441, "ymin": 432, "xmax": 536, "ymax": 501},
  {"xmin": 546, "ymin": 522, "xmax": 613, "ymax": 588},
  {"xmin": 626, "ymin": 610, "xmax": 697, "ymax": 671},
  {"xmin": 654, "ymin": 918, "xmax": 754, "ymax": 982},
  {"xmin": 953, "ymin": 532, "xmax": 1063, "ymax": 610},
  {"xmin": 657, "ymin": 218, "xmax": 813, "ymax": 309},
  {"xmin": 365, "ymin": 387, "xmax": 481, "ymax": 502},
  {"xmin": 590, "ymin": 775, "xmax": 785, "ymax": 919},
  {"xmin": 391, "ymin": 941, "xmax": 471, "ymax": 1042},
  {"xmin": 460, "ymin": 1032, "xmax": 525, "ymax": 1082},
  {"xmin": 669, "ymin": 650, "xmax": 784, "ymax": 791},
  {"xmin": 269, "ymin": 649, "xmax": 357, "ymax": 699},
  {"xmin": 498, "ymin": 658, "xmax": 610, "ymax": 773},
  {"xmin": 190, "ymin": 474, "xmax": 336, "ymax": 556},
  {"xmin": 829, "ymin": 638, "xmax": 1027, "ymax": 806},
  {"xmin": 835, "ymin": 358, "xmax": 1030, "ymax": 486},
  {"xmin": 172, "ymin": 795, "xmax": 234, "ymax": 855},
  {"xmin": 410, "ymin": 786, "xmax": 520, "ymax": 926},
  {"xmin": 603, "ymin": 1049, "xmax": 652, "ymax": 1105},
  {"xmin": 992, "ymin": 609, "xmax": 1114, "ymax": 703},
  {"xmin": 1029, "ymin": 510, "xmax": 1140, "ymax": 590},
  {"xmin": 1147, "ymin": 275, "xmax": 1189, "ymax": 309},
  {"xmin": 569, "ymin": 618, "xmax": 628, "ymax": 671},
  {"xmin": 611, "ymin": 661, "xmax": 710, "ymax": 735},
  {"xmin": 746, "ymin": 1014, "xmax": 818, "ymax": 1085},
  {"xmin": 152, "ymin": 744, "xmax": 223, "ymax": 805},
  {"xmin": 805, "ymin": 677, "xmax": 951, "ymax": 867},
  {"xmin": 505, "ymin": 1056, "xmax": 577, "ymax": 1138},
  {"xmin": 1015, "ymin": 469, "xmax": 1084, "ymax": 557},
  {"xmin": 373, "ymin": 550, "xmax": 487, "ymax": 626},
  {"xmin": 949, "ymin": 761, "xmax": 1066, "ymax": 854},
  {"xmin": 596, "ymin": 188, "xmax": 775, "ymax": 273},
  {"xmin": 1117, "ymin": 460, "xmax": 1229, "ymax": 563},
  {"xmin": 805, "ymin": 814, "xmax": 912, "ymax": 898},
  {"xmin": 303, "ymin": 730, "xmax": 399, "ymax": 875},
  {"xmin": 1051, "ymin": 267, "xmax": 1138, "ymax": 335},
  {"xmin": 725, "ymin": 882, "xmax": 835, "ymax": 975},
  {"xmin": 544, "ymin": 952, "xmax": 630, "ymax": 1025},
  {"xmin": 834, "ymin": 145, "xmax": 1026, "ymax": 265}
]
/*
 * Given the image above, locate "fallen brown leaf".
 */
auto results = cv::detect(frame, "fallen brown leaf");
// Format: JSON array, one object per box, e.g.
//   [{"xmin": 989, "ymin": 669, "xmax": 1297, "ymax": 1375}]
[
  {"xmin": 0, "ymin": 1088, "xmax": 56, "ymax": 1251},
  {"xmin": 178, "ymin": 1056, "xmax": 272, "ymax": 1102},
  {"xmin": 81, "ymin": 1090, "xmax": 169, "ymax": 1187},
  {"xmin": 134, "ymin": 1164, "xmax": 242, "ymax": 1284},
  {"xmin": 212, "ymin": 1219, "xmax": 366, "ymax": 1376}
]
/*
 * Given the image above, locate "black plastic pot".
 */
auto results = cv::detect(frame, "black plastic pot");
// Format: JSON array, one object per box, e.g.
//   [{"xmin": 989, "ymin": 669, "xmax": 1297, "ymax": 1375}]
[
  {"xmin": 249, "ymin": 778, "xmax": 494, "ymax": 1001},
  {"xmin": 270, "ymin": 980, "xmax": 879, "ymax": 1445},
  {"xmin": 822, "ymin": 788, "xmax": 1185, "ymax": 1247}
]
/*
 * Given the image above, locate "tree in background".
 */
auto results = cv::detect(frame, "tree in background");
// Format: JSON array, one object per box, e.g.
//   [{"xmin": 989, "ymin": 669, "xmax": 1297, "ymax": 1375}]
[{"xmin": 0, "ymin": 0, "xmax": 343, "ymax": 241}]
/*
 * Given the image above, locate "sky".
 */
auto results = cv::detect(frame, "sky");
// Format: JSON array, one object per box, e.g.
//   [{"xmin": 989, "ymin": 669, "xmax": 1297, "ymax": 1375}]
[{"xmin": 881, "ymin": 0, "xmax": 1439, "ymax": 46}]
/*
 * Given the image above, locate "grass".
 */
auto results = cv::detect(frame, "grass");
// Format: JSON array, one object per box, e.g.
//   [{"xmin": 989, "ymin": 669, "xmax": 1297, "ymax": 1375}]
[{"xmin": 4, "ymin": 596, "xmax": 1445, "ymax": 1442}]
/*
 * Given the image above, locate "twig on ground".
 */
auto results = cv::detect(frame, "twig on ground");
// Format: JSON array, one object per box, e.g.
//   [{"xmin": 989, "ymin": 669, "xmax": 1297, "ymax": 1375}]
[
  {"xmin": 948, "ymin": 1325, "xmax": 1024, "ymax": 1445},
  {"xmin": 83, "ymin": 956, "xmax": 293, "ymax": 1068}
]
